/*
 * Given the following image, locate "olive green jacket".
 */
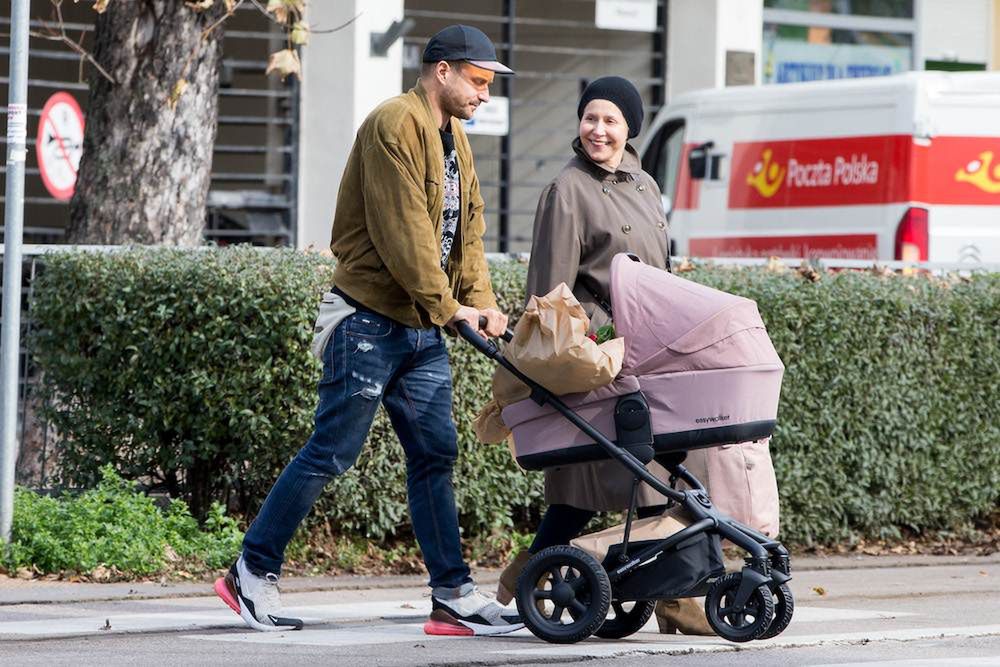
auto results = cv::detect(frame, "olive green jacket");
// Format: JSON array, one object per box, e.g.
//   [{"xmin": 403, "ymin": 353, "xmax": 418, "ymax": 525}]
[{"xmin": 330, "ymin": 82, "xmax": 498, "ymax": 329}]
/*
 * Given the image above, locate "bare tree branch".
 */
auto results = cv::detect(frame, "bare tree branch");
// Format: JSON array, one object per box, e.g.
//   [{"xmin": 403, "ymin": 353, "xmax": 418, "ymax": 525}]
[
  {"xmin": 245, "ymin": 0, "xmax": 361, "ymax": 35},
  {"xmin": 201, "ymin": 0, "xmax": 245, "ymax": 40},
  {"xmin": 29, "ymin": 25, "xmax": 117, "ymax": 84}
]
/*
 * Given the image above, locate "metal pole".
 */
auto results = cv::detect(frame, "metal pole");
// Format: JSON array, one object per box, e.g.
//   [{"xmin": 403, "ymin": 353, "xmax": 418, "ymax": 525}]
[
  {"xmin": 498, "ymin": 0, "xmax": 515, "ymax": 253},
  {"xmin": 1, "ymin": 0, "xmax": 31, "ymax": 544}
]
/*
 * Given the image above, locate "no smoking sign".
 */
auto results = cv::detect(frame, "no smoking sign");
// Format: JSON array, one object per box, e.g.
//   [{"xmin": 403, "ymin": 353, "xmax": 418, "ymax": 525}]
[{"xmin": 36, "ymin": 92, "xmax": 85, "ymax": 201}]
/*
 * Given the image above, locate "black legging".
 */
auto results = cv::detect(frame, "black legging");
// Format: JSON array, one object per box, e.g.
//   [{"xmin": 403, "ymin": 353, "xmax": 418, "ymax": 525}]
[{"xmin": 529, "ymin": 503, "xmax": 667, "ymax": 553}]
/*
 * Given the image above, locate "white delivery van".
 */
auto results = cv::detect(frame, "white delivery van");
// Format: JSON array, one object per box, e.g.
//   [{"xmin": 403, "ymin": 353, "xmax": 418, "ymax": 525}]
[{"xmin": 639, "ymin": 72, "xmax": 1000, "ymax": 262}]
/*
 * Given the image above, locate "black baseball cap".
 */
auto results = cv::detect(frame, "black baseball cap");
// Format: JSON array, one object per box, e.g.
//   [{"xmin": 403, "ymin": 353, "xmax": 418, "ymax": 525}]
[{"xmin": 422, "ymin": 24, "xmax": 514, "ymax": 75}]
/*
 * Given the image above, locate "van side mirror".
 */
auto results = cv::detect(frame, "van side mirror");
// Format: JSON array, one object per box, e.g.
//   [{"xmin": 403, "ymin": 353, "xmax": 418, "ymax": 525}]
[{"xmin": 688, "ymin": 141, "xmax": 714, "ymax": 180}]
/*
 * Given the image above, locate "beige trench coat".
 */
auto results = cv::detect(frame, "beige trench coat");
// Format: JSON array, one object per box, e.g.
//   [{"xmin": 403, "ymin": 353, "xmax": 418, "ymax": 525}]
[{"xmin": 527, "ymin": 139, "xmax": 671, "ymax": 511}]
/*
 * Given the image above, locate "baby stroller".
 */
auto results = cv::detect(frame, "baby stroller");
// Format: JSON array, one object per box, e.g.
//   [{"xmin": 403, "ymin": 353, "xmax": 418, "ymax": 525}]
[{"xmin": 456, "ymin": 254, "xmax": 793, "ymax": 644}]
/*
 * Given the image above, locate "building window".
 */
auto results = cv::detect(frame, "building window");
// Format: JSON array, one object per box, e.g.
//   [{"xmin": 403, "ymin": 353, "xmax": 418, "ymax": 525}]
[
  {"xmin": 763, "ymin": 0, "xmax": 913, "ymax": 19},
  {"xmin": 762, "ymin": 0, "xmax": 916, "ymax": 84}
]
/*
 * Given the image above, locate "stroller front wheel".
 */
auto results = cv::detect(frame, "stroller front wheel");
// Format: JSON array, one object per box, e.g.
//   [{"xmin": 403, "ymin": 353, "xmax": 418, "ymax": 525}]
[
  {"xmin": 759, "ymin": 583, "xmax": 794, "ymax": 640},
  {"xmin": 515, "ymin": 545, "xmax": 611, "ymax": 644},
  {"xmin": 704, "ymin": 572, "xmax": 775, "ymax": 642}
]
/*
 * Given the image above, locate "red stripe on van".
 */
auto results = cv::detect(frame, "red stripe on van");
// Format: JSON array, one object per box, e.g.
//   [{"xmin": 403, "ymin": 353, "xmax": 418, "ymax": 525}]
[
  {"xmin": 689, "ymin": 234, "xmax": 878, "ymax": 259},
  {"xmin": 729, "ymin": 136, "xmax": 910, "ymax": 209},
  {"xmin": 913, "ymin": 136, "xmax": 1000, "ymax": 205}
]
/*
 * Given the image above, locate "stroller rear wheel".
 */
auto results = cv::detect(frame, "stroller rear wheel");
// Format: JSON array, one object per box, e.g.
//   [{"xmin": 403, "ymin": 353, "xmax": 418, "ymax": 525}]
[
  {"xmin": 704, "ymin": 572, "xmax": 775, "ymax": 642},
  {"xmin": 593, "ymin": 599, "xmax": 656, "ymax": 639},
  {"xmin": 515, "ymin": 545, "xmax": 611, "ymax": 644},
  {"xmin": 759, "ymin": 583, "xmax": 794, "ymax": 640}
]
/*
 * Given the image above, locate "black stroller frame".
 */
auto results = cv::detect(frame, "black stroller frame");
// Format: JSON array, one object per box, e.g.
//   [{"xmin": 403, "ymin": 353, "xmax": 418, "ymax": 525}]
[{"xmin": 457, "ymin": 318, "xmax": 794, "ymax": 644}]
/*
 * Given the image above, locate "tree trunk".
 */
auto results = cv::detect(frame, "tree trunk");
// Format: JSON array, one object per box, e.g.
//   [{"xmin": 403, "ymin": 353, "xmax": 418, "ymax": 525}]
[{"xmin": 68, "ymin": 1, "xmax": 225, "ymax": 246}]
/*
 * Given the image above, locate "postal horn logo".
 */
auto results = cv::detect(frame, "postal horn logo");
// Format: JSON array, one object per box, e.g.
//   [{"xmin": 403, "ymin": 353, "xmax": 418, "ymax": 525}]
[
  {"xmin": 955, "ymin": 151, "xmax": 1000, "ymax": 194},
  {"xmin": 747, "ymin": 148, "xmax": 785, "ymax": 198}
]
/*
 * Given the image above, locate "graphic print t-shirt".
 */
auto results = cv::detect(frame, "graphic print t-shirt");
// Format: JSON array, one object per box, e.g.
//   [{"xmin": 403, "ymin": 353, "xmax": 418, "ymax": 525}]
[{"xmin": 439, "ymin": 128, "xmax": 460, "ymax": 269}]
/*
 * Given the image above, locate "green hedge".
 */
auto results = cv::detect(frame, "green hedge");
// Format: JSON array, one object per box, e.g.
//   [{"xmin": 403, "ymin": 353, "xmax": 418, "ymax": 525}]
[
  {"xmin": 29, "ymin": 248, "xmax": 1000, "ymax": 545},
  {"xmin": 31, "ymin": 247, "xmax": 331, "ymax": 521},
  {"xmin": 683, "ymin": 266, "xmax": 999, "ymax": 543}
]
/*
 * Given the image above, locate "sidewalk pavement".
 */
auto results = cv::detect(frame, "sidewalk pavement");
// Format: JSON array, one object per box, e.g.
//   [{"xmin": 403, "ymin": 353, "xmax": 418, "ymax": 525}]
[
  {"xmin": 2, "ymin": 552, "xmax": 998, "ymax": 606},
  {"xmin": 1, "ymin": 552, "xmax": 999, "ymax": 665}
]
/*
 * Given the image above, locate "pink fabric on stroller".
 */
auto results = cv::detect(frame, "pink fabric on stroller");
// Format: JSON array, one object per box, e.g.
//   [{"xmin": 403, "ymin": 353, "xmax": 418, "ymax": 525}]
[{"xmin": 504, "ymin": 254, "xmax": 784, "ymax": 469}]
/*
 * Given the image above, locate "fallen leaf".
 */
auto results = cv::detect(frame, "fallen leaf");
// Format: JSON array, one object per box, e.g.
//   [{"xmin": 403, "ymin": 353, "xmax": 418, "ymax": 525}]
[
  {"xmin": 765, "ymin": 256, "xmax": 786, "ymax": 273},
  {"xmin": 266, "ymin": 0, "xmax": 305, "ymax": 24},
  {"xmin": 290, "ymin": 21, "xmax": 309, "ymax": 46},
  {"xmin": 675, "ymin": 257, "xmax": 696, "ymax": 273},
  {"xmin": 797, "ymin": 260, "xmax": 821, "ymax": 282},
  {"xmin": 266, "ymin": 49, "xmax": 302, "ymax": 81},
  {"xmin": 812, "ymin": 586, "xmax": 826, "ymax": 596}
]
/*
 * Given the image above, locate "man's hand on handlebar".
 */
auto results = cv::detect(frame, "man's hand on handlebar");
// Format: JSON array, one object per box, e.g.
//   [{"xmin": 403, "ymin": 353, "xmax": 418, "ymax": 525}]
[
  {"xmin": 446, "ymin": 305, "xmax": 508, "ymax": 339},
  {"xmin": 479, "ymin": 308, "xmax": 508, "ymax": 338}
]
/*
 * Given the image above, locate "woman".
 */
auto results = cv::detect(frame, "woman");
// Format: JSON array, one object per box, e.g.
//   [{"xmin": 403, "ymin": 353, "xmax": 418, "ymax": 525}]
[{"xmin": 496, "ymin": 76, "xmax": 713, "ymax": 635}]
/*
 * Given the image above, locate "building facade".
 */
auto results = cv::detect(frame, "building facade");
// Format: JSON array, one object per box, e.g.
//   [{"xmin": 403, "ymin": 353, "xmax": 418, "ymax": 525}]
[{"xmin": 2, "ymin": 1, "xmax": 998, "ymax": 252}]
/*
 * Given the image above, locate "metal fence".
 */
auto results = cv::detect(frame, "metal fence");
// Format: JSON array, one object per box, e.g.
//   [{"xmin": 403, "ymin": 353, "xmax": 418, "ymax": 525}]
[
  {"xmin": 0, "ymin": 3, "xmax": 299, "ymax": 247},
  {"xmin": 403, "ymin": 0, "xmax": 668, "ymax": 253}
]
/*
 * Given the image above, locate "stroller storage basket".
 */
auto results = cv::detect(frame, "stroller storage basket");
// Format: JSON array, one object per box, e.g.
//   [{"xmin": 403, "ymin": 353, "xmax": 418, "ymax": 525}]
[{"xmin": 603, "ymin": 532, "xmax": 725, "ymax": 601}]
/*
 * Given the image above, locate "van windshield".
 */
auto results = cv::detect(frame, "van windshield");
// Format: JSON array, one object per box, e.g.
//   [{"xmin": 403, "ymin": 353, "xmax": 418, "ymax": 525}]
[{"xmin": 655, "ymin": 122, "xmax": 686, "ymax": 208}]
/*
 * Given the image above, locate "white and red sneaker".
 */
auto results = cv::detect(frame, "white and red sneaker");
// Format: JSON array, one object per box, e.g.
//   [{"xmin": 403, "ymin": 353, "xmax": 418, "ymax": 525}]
[
  {"xmin": 424, "ymin": 587, "xmax": 523, "ymax": 636},
  {"xmin": 214, "ymin": 556, "xmax": 303, "ymax": 632}
]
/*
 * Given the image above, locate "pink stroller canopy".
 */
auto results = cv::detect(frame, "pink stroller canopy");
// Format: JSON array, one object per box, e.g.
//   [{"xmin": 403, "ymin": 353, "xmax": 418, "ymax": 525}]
[
  {"xmin": 609, "ymin": 254, "xmax": 777, "ymax": 374},
  {"xmin": 504, "ymin": 254, "xmax": 784, "ymax": 469}
]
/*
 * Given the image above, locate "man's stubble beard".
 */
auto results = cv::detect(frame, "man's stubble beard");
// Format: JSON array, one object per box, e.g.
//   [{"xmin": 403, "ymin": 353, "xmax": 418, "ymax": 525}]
[{"xmin": 442, "ymin": 87, "xmax": 474, "ymax": 121}]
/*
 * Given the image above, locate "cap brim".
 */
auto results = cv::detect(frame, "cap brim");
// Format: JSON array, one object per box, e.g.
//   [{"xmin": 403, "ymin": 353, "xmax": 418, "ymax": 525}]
[{"xmin": 467, "ymin": 60, "xmax": 515, "ymax": 75}]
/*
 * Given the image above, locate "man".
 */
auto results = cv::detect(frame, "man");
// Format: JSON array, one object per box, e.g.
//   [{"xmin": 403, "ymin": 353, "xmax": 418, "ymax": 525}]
[{"xmin": 214, "ymin": 25, "xmax": 521, "ymax": 637}]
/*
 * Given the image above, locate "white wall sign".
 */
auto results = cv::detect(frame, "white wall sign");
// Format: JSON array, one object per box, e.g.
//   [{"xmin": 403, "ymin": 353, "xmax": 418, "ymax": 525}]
[
  {"xmin": 596, "ymin": 0, "xmax": 657, "ymax": 33},
  {"xmin": 462, "ymin": 96, "xmax": 509, "ymax": 136},
  {"xmin": 36, "ymin": 91, "xmax": 85, "ymax": 201}
]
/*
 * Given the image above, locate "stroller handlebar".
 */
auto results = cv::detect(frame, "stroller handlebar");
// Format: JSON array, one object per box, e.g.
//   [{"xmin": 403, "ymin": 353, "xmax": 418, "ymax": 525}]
[{"xmin": 454, "ymin": 316, "xmax": 513, "ymax": 353}]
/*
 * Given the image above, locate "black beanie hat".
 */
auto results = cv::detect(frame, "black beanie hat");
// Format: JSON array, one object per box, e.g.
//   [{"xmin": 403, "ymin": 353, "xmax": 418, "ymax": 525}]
[{"xmin": 577, "ymin": 76, "xmax": 643, "ymax": 138}]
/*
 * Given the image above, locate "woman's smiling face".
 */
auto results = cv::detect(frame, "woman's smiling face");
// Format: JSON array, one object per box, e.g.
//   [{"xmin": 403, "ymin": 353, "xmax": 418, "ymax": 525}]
[{"xmin": 579, "ymin": 99, "xmax": 629, "ymax": 169}]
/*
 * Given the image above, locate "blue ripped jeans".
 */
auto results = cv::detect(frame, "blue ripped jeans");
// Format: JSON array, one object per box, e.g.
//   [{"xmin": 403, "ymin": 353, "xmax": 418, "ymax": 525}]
[{"xmin": 241, "ymin": 308, "xmax": 472, "ymax": 592}]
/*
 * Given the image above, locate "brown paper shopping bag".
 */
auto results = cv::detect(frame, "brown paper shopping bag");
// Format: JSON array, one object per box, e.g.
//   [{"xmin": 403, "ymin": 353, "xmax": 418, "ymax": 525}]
[{"xmin": 473, "ymin": 283, "xmax": 623, "ymax": 443}]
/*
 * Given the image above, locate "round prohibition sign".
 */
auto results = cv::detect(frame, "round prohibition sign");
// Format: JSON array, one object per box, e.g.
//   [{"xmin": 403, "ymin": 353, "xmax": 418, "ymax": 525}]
[{"xmin": 36, "ymin": 91, "xmax": 85, "ymax": 201}]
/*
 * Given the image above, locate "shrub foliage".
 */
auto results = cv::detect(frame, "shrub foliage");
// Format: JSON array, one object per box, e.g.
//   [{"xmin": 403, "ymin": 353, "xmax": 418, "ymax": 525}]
[
  {"xmin": 5, "ymin": 466, "xmax": 242, "ymax": 575},
  {"xmin": 29, "ymin": 248, "xmax": 1000, "ymax": 545}
]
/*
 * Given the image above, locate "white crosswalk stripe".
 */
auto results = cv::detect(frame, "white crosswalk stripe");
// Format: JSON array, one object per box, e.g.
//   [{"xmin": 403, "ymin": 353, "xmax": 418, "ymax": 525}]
[
  {"xmin": 6, "ymin": 593, "xmax": 1000, "ymax": 663},
  {"xmin": 0, "ymin": 598, "xmax": 914, "ymax": 639}
]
